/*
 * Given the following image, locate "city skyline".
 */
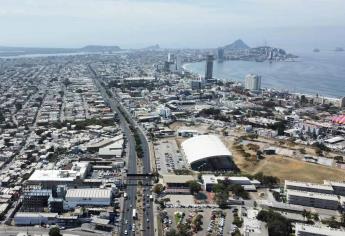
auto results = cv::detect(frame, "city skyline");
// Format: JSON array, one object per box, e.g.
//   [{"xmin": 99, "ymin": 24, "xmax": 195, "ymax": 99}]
[{"xmin": 0, "ymin": 0, "xmax": 345, "ymax": 50}]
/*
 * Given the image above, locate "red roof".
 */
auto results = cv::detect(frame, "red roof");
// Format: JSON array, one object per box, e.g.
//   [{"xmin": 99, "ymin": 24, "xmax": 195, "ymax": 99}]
[{"xmin": 332, "ymin": 115, "xmax": 345, "ymax": 124}]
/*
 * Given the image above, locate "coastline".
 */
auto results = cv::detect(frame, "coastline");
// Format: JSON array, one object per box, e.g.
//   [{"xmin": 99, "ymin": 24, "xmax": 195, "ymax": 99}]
[{"xmin": 182, "ymin": 62, "xmax": 342, "ymax": 101}]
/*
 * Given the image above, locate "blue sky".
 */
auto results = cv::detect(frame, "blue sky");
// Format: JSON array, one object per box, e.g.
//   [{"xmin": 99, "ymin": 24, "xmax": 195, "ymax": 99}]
[{"xmin": 0, "ymin": 0, "xmax": 344, "ymax": 50}]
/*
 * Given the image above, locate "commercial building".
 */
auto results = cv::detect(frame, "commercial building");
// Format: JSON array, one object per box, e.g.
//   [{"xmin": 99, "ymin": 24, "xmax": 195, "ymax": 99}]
[
  {"xmin": 14, "ymin": 212, "xmax": 58, "ymax": 225},
  {"xmin": 205, "ymin": 54, "xmax": 214, "ymax": 81},
  {"xmin": 202, "ymin": 174, "xmax": 260, "ymax": 192},
  {"xmin": 244, "ymin": 74, "xmax": 261, "ymax": 91},
  {"xmin": 27, "ymin": 162, "xmax": 90, "ymax": 187},
  {"xmin": 21, "ymin": 188, "xmax": 52, "ymax": 212},
  {"xmin": 295, "ymin": 223, "xmax": 345, "ymax": 236},
  {"xmin": 191, "ymin": 80, "xmax": 205, "ymax": 90},
  {"xmin": 65, "ymin": 188, "xmax": 112, "ymax": 209},
  {"xmin": 162, "ymin": 174, "xmax": 195, "ymax": 188},
  {"xmin": 162, "ymin": 174, "xmax": 196, "ymax": 194},
  {"xmin": 286, "ymin": 189, "xmax": 339, "ymax": 210},
  {"xmin": 98, "ymin": 136, "xmax": 124, "ymax": 159},
  {"xmin": 182, "ymin": 135, "xmax": 234, "ymax": 171},
  {"xmin": 285, "ymin": 180, "xmax": 334, "ymax": 194}
]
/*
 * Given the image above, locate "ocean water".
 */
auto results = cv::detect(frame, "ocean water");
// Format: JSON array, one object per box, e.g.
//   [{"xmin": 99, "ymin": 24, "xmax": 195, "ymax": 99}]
[{"xmin": 183, "ymin": 51, "xmax": 345, "ymax": 98}]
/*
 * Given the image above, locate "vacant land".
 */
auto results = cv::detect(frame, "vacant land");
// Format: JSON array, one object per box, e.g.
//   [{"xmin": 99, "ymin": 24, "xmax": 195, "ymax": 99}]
[{"xmin": 226, "ymin": 139, "xmax": 345, "ymax": 184}]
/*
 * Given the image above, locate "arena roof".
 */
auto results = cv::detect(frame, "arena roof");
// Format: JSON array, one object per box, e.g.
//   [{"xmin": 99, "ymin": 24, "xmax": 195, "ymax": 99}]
[{"xmin": 181, "ymin": 135, "xmax": 232, "ymax": 164}]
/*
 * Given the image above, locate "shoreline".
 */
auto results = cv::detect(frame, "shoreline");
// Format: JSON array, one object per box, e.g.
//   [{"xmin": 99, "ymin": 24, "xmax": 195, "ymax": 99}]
[{"xmin": 182, "ymin": 62, "xmax": 342, "ymax": 100}]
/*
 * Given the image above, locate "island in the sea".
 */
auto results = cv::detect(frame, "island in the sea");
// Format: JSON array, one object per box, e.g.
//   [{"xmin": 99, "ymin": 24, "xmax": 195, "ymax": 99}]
[{"xmin": 217, "ymin": 39, "xmax": 298, "ymax": 62}]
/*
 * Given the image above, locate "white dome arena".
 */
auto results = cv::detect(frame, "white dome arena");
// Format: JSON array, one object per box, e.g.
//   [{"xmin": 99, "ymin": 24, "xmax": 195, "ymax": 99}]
[{"xmin": 181, "ymin": 135, "xmax": 234, "ymax": 171}]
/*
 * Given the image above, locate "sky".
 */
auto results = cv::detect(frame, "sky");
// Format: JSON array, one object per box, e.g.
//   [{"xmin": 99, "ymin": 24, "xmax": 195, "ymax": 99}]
[{"xmin": 0, "ymin": 0, "xmax": 345, "ymax": 51}]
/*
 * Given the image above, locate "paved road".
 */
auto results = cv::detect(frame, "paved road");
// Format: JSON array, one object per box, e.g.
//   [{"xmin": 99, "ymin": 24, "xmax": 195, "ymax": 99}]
[{"xmin": 89, "ymin": 66, "xmax": 154, "ymax": 236}]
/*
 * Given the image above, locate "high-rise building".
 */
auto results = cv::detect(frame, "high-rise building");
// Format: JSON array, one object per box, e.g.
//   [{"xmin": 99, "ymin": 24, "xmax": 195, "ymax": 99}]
[
  {"xmin": 340, "ymin": 97, "xmax": 345, "ymax": 108},
  {"xmin": 217, "ymin": 47, "xmax": 224, "ymax": 62},
  {"xmin": 244, "ymin": 74, "xmax": 261, "ymax": 91},
  {"xmin": 205, "ymin": 54, "xmax": 214, "ymax": 81},
  {"xmin": 176, "ymin": 56, "xmax": 182, "ymax": 71}
]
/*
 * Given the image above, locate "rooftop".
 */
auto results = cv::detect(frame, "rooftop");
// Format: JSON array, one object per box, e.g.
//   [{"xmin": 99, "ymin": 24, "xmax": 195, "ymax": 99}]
[
  {"xmin": 66, "ymin": 188, "xmax": 112, "ymax": 199},
  {"xmin": 285, "ymin": 180, "xmax": 334, "ymax": 191},
  {"xmin": 287, "ymin": 189, "xmax": 339, "ymax": 201},
  {"xmin": 181, "ymin": 135, "xmax": 232, "ymax": 164},
  {"xmin": 162, "ymin": 174, "xmax": 195, "ymax": 184}
]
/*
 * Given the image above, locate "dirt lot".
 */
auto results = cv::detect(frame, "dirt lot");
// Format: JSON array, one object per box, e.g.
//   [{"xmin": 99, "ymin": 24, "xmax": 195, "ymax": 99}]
[{"xmin": 227, "ymin": 139, "xmax": 345, "ymax": 183}]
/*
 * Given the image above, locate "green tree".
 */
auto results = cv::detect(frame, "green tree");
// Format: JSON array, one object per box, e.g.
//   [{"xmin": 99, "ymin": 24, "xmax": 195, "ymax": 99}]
[
  {"xmin": 0, "ymin": 111, "xmax": 5, "ymax": 123},
  {"xmin": 63, "ymin": 78, "xmax": 71, "ymax": 86},
  {"xmin": 15, "ymin": 103, "xmax": 22, "ymax": 111},
  {"xmin": 214, "ymin": 190, "xmax": 229, "ymax": 208},
  {"xmin": 231, "ymin": 228, "xmax": 241, "ymax": 236},
  {"xmin": 49, "ymin": 227, "xmax": 62, "ymax": 236},
  {"xmin": 231, "ymin": 184, "xmax": 249, "ymax": 199},
  {"xmin": 257, "ymin": 210, "xmax": 291, "ymax": 236},
  {"xmin": 153, "ymin": 183, "xmax": 164, "ymax": 194},
  {"xmin": 300, "ymin": 95, "xmax": 308, "ymax": 104},
  {"xmin": 187, "ymin": 180, "xmax": 201, "ymax": 195}
]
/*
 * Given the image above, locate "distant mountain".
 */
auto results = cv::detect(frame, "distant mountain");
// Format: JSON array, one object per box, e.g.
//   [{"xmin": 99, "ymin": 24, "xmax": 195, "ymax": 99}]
[
  {"xmin": 79, "ymin": 45, "xmax": 121, "ymax": 52},
  {"xmin": 141, "ymin": 44, "xmax": 160, "ymax": 50},
  {"xmin": 223, "ymin": 39, "xmax": 250, "ymax": 51},
  {"xmin": 0, "ymin": 45, "xmax": 121, "ymax": 56},
  {"xmin": 335, "ymin": 47, "xmax": 344, "ymax": 52}
]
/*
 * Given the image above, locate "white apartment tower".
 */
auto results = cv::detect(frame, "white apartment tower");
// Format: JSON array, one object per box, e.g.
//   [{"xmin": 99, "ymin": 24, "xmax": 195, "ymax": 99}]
[{"xmin": 244, "ymin": 74, "xmax": 261, "ymax": 91}]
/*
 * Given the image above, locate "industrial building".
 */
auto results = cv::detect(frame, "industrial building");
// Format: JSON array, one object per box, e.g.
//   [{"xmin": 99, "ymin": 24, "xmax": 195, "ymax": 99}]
[
  {"xmin": 286, "ymin": 189, "xmax": 339, "ymax": 210},
  {"xmin": 65, "ymin": 188, "xmax": 112, "ymax": 209},
  {"xmin": 181, "ymin": 135, "xmax": 234, "ymax": 171},
  {"xmin": 285, "ymin": 180, "xmax": 334, "ymax": 194},
  {"xmin": 14, "ymin": 212, "xmax": 58, "ymax": 225}
]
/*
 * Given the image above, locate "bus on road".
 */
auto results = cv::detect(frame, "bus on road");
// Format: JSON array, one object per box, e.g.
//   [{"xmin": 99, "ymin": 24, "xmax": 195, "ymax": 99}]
[{"xmin": 132, "ymin": 209, "xmax": 137, "ymax": 219}]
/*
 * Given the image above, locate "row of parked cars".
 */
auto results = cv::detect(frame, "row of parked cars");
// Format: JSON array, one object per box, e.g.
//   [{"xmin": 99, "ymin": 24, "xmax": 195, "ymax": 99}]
[
  {"xmin": 165, "ymin": 203, "xmax": 218, "ymax": 209},
  {"xmin": 207, "ymin": 214, "xmax": 225, "ymax": 236}
]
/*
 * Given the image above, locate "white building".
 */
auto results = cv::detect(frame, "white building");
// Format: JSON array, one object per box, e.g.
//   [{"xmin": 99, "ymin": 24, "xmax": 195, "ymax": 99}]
[
  {"xmin": 65, "ymin": 188, "xmax": 112, "ymax": 209},
  {"xmin": 285, "ymin": 180, "xmax": 334, "ymax": 194},
  {"xmin": 324, "ymin": 180, "xmax": 345, "ymax": 196},
  {"xmin": 202, "ymin": 174, "xmax": 260, "ymax": 192},
  {"xmin": 295, "ymin": 223, "xmax": 345, "ymax": 236},
  {"xmin": 286, "ymin": 189, "xmax": 339, "ymax": 210},
  {"xmin": 244, "ymin": 74, "xmax": 261, "ymax": 91},
  {"xmin": 28, "ymin": 162, "xmax": 90, "ymax": 187}
]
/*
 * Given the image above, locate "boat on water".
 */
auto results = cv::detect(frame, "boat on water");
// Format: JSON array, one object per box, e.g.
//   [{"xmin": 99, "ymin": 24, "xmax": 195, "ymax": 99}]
[
  {"xmin": 335, "ymin": 47, "xmax": 344, "ymax": 52},
  {"xmin": 313, "ymin": 48, "xmax": 320, "ymax": 53}
]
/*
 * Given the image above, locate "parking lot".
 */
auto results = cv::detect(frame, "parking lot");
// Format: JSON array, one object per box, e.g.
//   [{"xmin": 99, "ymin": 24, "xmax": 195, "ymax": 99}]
[
  {"xmin": 154, "ymin": 138, "xmax": 189, "ymax": 174},
  {"xmin": 164, "ymin": 206, "xmax": 247, "ymax": 236}
]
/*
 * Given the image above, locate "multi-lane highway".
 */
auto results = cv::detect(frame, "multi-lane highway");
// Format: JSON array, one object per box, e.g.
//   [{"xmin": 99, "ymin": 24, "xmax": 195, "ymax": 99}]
[{"xmin": 89, "ymin": 66, "xmax": 154, "ymax": 236}]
